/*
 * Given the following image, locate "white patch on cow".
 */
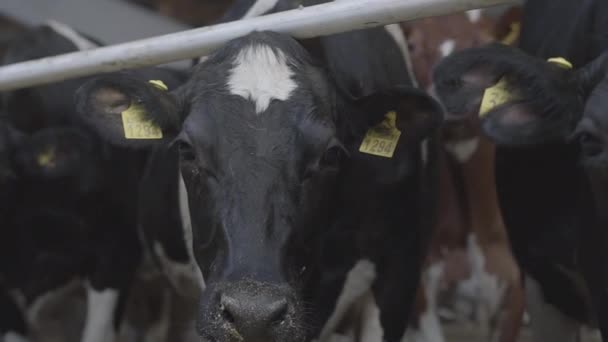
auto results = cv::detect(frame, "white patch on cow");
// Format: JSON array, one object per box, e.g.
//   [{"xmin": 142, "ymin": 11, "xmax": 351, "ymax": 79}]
[
  {"xmin": 26, "ymin": 281, "xmax": 76, "ymax": 324},
  {"xmin": 466, "ymin": 9, "xmax": 482, "ymax": 23},
  {"xmin": 462, "ymin": 234, "xmax": 506, "ymax": 329},
  {"xmin": 384, "ymin": 24, "xmax": 418, "ymax": 87},
  {"xmin": 444, "ymin": 137, "xmax": 479, "ymax": 163},
  {"xmin": 81, "ymin": 284, "xmax": 118, "ymax": 342},
  {"xmin": 242, "ymin": 0, "xmax": 280, "ymax": 18},
  {"xmin": 197, "ymin": 56, "xmax": 209, "ymax": 64},
  {"xmin": 178, "ymin": 172, "xmax": 206, "ymax": 289},
  {"xmin": 318, "ymin": 259, "xmax": 377, "ymax": 342},
  {"xmin": 45, "ymin": 20, "xmax": 98, "ymax": 51},
  {"xmin": 406, "ymin": 262, "xmax": 446, "ymax": 342},
  {"xmin": 359, "ymin": 292, "xmax": 384, "ymax": 342},
  {"xmin": 421, "ymin": 138, "xmax": 429, "ymax": 165},
  {"xmin": 228, "ymin": 44, "xmax": 297, "ymax": 114},
  {"xmin": 525, "ymin": 276, "xmax": 581, "ymax": 342},
  {"xmin": 4, "ymin": 332, "xmax": 29, "ymax": 342},
  {"xmin": 153, "ymin": 241, "xmax": 203, "ymax": 295},
  {"xmin": 439, "ymin": 39, "xmax": 456, "ymax": 57}
]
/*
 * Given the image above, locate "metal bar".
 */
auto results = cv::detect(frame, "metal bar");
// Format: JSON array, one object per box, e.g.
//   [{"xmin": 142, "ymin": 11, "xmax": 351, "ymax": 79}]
[
  {"xmin": 0, "ymin": 0, "xmax": 189, "ymax": 45},
  {"xmin": 0, "ymin": 0, "xmax": 517, "ymax": 91}
]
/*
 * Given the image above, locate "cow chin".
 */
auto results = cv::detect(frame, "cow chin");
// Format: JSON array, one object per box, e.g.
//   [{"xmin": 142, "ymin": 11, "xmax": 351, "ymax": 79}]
[{"xmin": 197, "ymin": 280, "xmax": 306, "ymax": 342}]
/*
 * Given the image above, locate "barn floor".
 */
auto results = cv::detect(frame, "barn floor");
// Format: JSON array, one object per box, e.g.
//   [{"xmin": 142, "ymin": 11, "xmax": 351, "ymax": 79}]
[{"xmin": 29, "ymin": 280, "xmax": 602, "ymax": 342}]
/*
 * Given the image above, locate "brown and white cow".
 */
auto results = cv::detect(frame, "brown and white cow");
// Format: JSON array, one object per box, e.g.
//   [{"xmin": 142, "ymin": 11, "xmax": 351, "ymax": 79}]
[{"xmin": 402, "ymin": 8, "xmax": 525, "ymax": 342}]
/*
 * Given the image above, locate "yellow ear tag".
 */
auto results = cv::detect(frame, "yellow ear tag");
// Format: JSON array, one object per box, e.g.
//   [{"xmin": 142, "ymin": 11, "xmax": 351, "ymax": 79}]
[
  {"xmin": 149, "ymin": 80, "xmax": 169, "ymax": 91},
  {"xmin": 479, "ymin": 78, "xmax": 518, "ymax": 117},
  {"xmin": 121, "ymin": 80, "xmax": 168, "ymax": 140},
  {"xmin": 547, "ymin": 57, "xmax": 573, "ymax": 69},
  {"xmin": 359, "ymin": 111, "xmax": 402, "ymax": 158},
  {"xmin": 501, "ymin": 22, "xmax": 521, "ymax": 46},
  {"xmin": 37, "ymin": 146, "xmax": 57, "ymax": 168}
]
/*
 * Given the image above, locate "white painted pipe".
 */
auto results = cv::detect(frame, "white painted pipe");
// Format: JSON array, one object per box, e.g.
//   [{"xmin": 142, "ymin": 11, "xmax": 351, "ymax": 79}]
[{"xmin": 0, "ymin": 0, "xmax": 517, "ymax": 91}]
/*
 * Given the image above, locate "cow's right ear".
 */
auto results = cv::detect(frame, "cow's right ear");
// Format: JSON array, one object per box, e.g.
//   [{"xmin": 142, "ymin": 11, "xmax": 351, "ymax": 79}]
[{"xmin": 75, "ymin": 73, "xmax": 184, "ymax": 149}]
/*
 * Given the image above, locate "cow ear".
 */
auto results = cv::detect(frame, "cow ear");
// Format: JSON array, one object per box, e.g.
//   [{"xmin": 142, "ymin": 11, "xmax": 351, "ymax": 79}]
[
  {"xmin": 433, "ymin": 44, "xmax": 580, "ymax": 146},
  {"xmin": 356, "ymin": 86, "xmax": 443, "ymax": 141},
  {"xmin": 75, "ymin": 73, "xmax": 183, "ymax": 149},
  {"xmin": 16, "ymin": 127, "xmax": 95, "ymax": 180}
]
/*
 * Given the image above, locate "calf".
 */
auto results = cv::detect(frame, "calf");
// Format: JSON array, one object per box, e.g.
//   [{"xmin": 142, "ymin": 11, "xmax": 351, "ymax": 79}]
[
  {"xmin": 433, "ymin": 43, "xmax": 608, "ymax": 342},
  {"xmin": 0, "ymin": 23, "xmax": 184, "ymax": 342},
  {"xmin": 75, "ymin": 30, "xmax": 442, "ymax": 342}
]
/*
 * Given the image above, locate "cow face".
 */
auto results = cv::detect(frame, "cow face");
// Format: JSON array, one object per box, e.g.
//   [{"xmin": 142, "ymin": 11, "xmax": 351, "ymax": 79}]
[{"xmin": 76, "ymin": 32, "xmax": 442, "ymax": 341}]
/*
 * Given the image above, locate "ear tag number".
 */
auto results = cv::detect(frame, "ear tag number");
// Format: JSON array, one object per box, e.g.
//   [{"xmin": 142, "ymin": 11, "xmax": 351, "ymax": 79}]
[
  {"xmin": 121, "ymin": 80, "xmax": 168, "ymax": 139},
  {"xmin": 479, "ymin": 78, "xmax": 518, "ymax": 117},
  {"xmin": 37, "ymin": 146, "xmax": 57, "ymax": 168},
  {"xmin": 359, "ymin": 111, "xmax": 402, "ymax": 158},
  {"xmin": 121, "ymin": 103, "xmax": 163, "ymax": 139}
]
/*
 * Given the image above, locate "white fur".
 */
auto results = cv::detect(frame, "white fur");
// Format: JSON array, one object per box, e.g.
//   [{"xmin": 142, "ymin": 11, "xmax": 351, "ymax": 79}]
[
  {"xmin": 444, "ymin": 137, "xmax": 479, "ymax": 163},
  {"xmin": 384, "ymin": 24, "xmax": 418, "ymax": 87},
  {"xmin": 439, "ymin": 39, "xmax": 456, "ymax": 57},
  {"xmin": 358, "ymin": 292, "xmax": 384, "ymax": 342},
  {"xmin": 466, "ymin": 9, "xmax": 483, "ymax": 23},
  {"xmin": 318, "ymin": 259, "xmax": 377, "ymax": 342},
  {"xmin": 4, "ymin": 332, "xmax": 29, "ymax": 342},
  {"xmin": 178, "ymin": 172, "xmax": 206, "ymax": 289},
  {"xmin": 402, "ymin": 262, "xmax": 446, "ymax": 342},
  {"xmin": 459, "ymin": 234, "xmax": 506, "ymax": 331},
  {"xmin": 81, "ymin": 284, "xmax": 118, "ymax": 342},
  {"xmin": 228, "ymin": 44, "xmax": 297, "ymax": 114},
  {"xmin": 45, "ymin": 20, "xmax": 98, "ymax": 51},
  {"xmin": 242, "ymin": 0, "xmax": 280, "ymax": 18},
  {"xmin": 525, "ymin": 276, "xmax": 581, "ymax": 342},
  {"xmin": 153, "ymin": 241, "xmax": 203, "ymax": 294}
]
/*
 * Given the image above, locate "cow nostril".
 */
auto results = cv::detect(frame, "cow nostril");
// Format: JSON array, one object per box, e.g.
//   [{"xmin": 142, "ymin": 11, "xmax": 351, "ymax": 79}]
[
  {"xmin": 268, "ymin": 299, "xmax": 289, "ymax": 325},
  {"xmin": 219, "ymin": 300, "xmax": 236, "ymax": 324}
]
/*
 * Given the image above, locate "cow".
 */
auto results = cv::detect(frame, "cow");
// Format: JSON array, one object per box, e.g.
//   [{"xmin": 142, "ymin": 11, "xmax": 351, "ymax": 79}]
[
  {"xmin": 433, "ymin": 42, "xmax": 608, "ymax": 342},
  {"xmin": 400, "ymin": 8, "xmax": 525, "ymax": 342},
  {"xmin": 74, "ymin": 29, "xmax": 443, "ymax": 342},
  {"xmin": 0, "ymin": 22, "xmax": 184, "ymax": 342}
]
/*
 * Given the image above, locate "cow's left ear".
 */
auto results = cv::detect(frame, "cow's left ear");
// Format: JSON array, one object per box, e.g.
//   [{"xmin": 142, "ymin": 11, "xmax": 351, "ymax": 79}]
[{"xmin": 353, "ymin": 86, "xmax": 443, "ymax": 144}]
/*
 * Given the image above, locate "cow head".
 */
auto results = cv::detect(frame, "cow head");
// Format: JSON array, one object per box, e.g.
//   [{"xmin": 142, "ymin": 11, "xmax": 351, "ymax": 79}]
[
  {"xmin": 75, "ymin": 31, "xmax": 442, "ymax": 341},
  {"xmin": 433, "ymin": 43, "xmax": 608, "ymax": 170}
]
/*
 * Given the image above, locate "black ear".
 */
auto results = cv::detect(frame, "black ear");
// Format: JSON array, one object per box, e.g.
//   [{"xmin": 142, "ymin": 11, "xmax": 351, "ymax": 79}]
[
  {"xmin": 433, "ymin": 43, "xmax": 581, "ymax": 146},
  {"xmin": 15, "ymin": 127, "xmax": 96, "ymax": 180},
  {"xmin": 353, "ymin": 86, "xmax": 443, "ymax": 144},
  {"xmin": 75, "ymin": 72, "xmax": 183, "ymax": 149}
]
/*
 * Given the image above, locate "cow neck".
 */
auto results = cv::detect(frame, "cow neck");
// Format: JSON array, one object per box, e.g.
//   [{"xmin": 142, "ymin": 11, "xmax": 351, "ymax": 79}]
[{"xmin": 453, "ymin": 136, "xmax": 509, "ymax": 245}]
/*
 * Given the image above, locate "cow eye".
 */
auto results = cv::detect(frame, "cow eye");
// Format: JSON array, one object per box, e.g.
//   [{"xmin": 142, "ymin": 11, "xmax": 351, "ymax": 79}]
[
  {"xmin": 177, "ymin": 141, "xmax": 196, "ymax": 162},
  {"xmin": 320, "ymin": 142, "xmax": 347, "ymax": 170},
  {"xmin": 578, "ymin": 132, "xmax": 603, "ymax": 157}
]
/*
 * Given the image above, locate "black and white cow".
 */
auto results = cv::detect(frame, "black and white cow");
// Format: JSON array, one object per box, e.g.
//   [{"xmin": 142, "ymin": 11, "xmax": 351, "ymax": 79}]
[
  {"xmin": 0, "ymin": 22, "xmax": 184, "ymax": 342},
  {"xmin": 75, "ymin": 30, "xmax": 442, "ymax": 342},
  {"xmin": 432, "ymin": 42, "xmax": 608, "ymax": 342}
]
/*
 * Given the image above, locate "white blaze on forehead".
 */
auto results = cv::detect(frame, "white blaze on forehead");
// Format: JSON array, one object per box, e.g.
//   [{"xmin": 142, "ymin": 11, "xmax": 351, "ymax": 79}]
[
  {"xmin": 81, "ymin": 284, "xmax": 119, "ymax": 342},
  {"xmin": 45, "ymin": 20, "xmax": 98, "ymax": 51},
  {"xmin": 228, "ymin": 44, "xmax": 297, "ymax": 114},
  {"xmin": 242, "ymin": 0, "xmax": 280, "ymax": 19},
  {"xmin": 466, "ymin": 9, "xmax": 483, "ymax": 23},
  {"xmin": 439, "ymin": 39, "xmax": 456, "ymax": 57}
]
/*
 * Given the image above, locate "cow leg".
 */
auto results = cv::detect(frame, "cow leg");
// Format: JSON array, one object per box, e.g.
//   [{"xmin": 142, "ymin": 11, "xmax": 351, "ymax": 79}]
[
  {"xmin": 525, "ymin": 276, "xmax": 580, "ymax": 342},
  {"xmin": 80, "ymin": 283, "xmax": 120, "ymax": 342},
  {"xmin": 480, "ymin": 243, "xmax": 524, "ymax": 342},
  {"xmin": 0, "ymin": 289, "xmax": 28, "ymax": 342},
  {"xmin": 402, "ymin": 262, "xmax": 445, "ymax": 342}
]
